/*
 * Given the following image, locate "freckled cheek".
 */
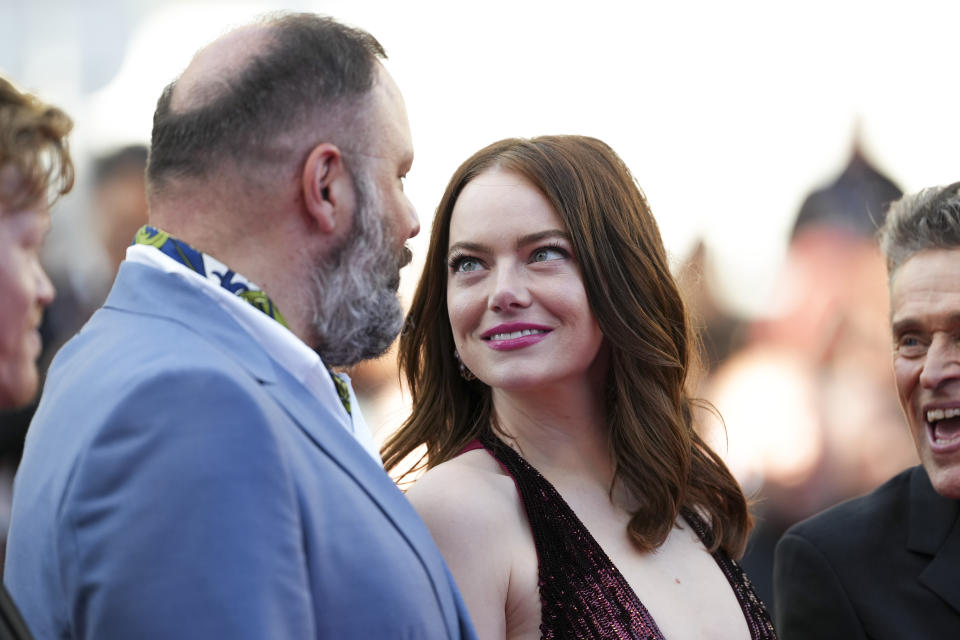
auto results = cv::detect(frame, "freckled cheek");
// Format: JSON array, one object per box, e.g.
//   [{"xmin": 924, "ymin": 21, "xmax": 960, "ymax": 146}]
[
  {"xmin": 449, "ymin": 285, "xmax": 489, "ymax": 339},
  {"xmin": 554, "ymin": 289, "xmax": 595, "ymax": 327},
  {"xmin": 446, "ymin": 292, "xmax": 471, "ymax": 345}
]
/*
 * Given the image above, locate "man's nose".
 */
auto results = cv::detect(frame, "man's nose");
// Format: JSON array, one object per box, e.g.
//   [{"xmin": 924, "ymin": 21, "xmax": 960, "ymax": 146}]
[
  {"xmin": 405, "ymin": 200, "xmax": 419, "ymax": 239},
  {"xmin": 920, "ymin": 332, "xmax": 960, "ymax": 389}
]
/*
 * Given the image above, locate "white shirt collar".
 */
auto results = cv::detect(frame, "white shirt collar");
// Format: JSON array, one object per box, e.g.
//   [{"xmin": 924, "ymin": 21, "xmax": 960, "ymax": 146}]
[{"xmin": 124, "ymin": 244, "xmax": 383, "ymax": 464}]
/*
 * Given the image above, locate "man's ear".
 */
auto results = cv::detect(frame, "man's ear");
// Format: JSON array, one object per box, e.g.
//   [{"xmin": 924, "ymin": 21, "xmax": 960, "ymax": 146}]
[{"xmin": 302, "ymin": 143, "xmax": 347, "ymax": 234}]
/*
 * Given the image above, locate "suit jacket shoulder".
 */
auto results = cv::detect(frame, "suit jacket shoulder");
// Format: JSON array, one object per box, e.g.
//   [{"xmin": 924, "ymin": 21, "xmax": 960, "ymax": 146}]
[
  {"xmin": 786, "ymin": 467, "xmax": 915, "ymax": 554},
  {"xmin": 774, "ymin": 466, "xmax": 960, "ymax": 639},
  {"xmin": 5, "ymin": 262, "xmax": 476, "ymax": 640}
]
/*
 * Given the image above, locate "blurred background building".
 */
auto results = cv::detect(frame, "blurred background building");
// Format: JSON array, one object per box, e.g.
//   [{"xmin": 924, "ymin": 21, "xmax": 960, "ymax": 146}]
[
  {"xmin": 689, "ymin": 143, "xmax": 917, "ymax": 612},
  {"xmin": 2, "ymin": 0, "xmax": 956, "ymax": 590}
]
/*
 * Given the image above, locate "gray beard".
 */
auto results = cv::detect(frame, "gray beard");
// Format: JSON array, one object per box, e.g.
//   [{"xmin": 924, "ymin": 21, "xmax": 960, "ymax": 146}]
[{"xmin": 310, "ymin": 166, "xmax": 411, "ymax": 367}]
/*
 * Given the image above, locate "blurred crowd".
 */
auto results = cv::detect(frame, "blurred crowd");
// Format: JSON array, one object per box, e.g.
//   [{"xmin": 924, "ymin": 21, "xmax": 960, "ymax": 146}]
[{"xmin": 683, "ymin": 143, "xmax": 916, "ymax": 612}]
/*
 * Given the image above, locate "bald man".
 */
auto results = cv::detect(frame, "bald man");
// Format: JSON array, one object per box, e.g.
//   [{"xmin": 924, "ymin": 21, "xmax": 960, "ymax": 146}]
[{"xmin": 4, "ymin": 14, "xmax": 476, "ymax": 640}]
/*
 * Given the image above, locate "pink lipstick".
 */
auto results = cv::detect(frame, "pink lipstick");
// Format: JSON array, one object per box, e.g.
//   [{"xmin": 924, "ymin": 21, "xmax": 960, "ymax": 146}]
[{"xmin": 481, "ymin": 323, "xmax": 552, "ymax": 351}]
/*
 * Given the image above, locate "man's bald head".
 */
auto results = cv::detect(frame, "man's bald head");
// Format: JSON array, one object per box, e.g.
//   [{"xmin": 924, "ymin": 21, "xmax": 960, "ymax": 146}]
[
  {"xmin": 147, "ymin": 13, "xmax": 386, "ymax": 198},
  {"xmin": 169, "ymin": 24, "xmax": 274, "ymax": 114}
]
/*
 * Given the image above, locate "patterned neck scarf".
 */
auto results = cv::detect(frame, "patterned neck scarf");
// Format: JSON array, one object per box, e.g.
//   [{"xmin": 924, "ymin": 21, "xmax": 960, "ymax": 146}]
[{"xmin": 133, "ymin": 225, "xmax": 352, "ymax": 415}]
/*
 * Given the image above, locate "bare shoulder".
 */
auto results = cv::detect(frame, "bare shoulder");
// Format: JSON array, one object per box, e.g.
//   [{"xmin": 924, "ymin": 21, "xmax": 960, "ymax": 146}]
[
  {"xmin": 405, "ymin": 449, "xmax": 519, "ymax": 540},
  {"xmin": 406, "ymin": 449, "xmax": 540, "ymax": 639}
]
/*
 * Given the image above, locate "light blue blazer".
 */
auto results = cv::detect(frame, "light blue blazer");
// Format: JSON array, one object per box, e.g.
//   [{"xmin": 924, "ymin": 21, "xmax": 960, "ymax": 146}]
[{"xmin": 5, "ymin": 261, "xmax": 476, "ymax": 640}]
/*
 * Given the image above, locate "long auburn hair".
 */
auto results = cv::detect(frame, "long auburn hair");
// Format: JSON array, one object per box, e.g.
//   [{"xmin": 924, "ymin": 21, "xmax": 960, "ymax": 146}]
[{"xmin": 382, "ymin": 135, "xmax": 750, "ymax": 556}]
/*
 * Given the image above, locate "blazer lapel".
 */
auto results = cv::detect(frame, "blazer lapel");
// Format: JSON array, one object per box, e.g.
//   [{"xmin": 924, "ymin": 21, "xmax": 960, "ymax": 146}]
[
  {"xmin": 908, "ymin": 467, "xmax": 960, "ymax": 614},
  {"xmin": 261, "ymin": 372, "xmax": 462, "ymax": 637},
  {"xmin": 106, "ymin": 262, "xmax": 463, "ymax": 637},
  {"xmin": 102, "ymin": 262, "xmax": 278, "ymax": 385}
]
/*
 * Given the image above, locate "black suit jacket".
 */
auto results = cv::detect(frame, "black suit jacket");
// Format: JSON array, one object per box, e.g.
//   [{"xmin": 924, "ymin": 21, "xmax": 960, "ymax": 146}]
[
  {"xmin": 0, "ymin": 586, "xmax": 31, "ymax": 640},
  {"xmin": 773, "ymin": 466, "xmax": 960, "ymax": 639}
]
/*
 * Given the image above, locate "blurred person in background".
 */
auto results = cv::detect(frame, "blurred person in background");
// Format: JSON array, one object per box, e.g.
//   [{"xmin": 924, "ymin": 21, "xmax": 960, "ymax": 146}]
[
  {"xmin": 774, "ymin": 181, "xmax": 960, "ymax": 638},
  {"xmin": 4, "ymin": 14, "xmax": 476, "ymax": 640},
  {"xmin": 0, "ymin": 144, "xmax": 149, "ymax": 571},
  {"xmin": 91, "ymin": 145, "xmax": 149, "ymax": 276},
  {"xmin": 39, "ymin": 144, "xmax": 149, "ymax": 367},
  {"xmin": 697, "ymin": 145, "xmax": 914, "ymax": 612},
  {"xmin": 384, "ymin": 135, "xmax": 777, "ymax": 639},
  {"xmin": 0, "ymin": 74, "xmax": 74, "ymax": 639}
]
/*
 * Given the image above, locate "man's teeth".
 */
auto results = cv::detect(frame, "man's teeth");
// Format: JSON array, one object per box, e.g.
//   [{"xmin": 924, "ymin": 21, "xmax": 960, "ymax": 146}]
[
  {"xmin": 926, "ymin": 407, "xmax": 960, "ymax": 423},
  {"xmin": 488, "ymin": 329, "xmax": 547, "ymax": 341}
]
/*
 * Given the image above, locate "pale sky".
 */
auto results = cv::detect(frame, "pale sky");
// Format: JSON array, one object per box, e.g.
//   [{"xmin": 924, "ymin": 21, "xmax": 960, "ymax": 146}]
[{"xmin": 3, "ymin": 0, "xmax": 958, "ymax": 314}]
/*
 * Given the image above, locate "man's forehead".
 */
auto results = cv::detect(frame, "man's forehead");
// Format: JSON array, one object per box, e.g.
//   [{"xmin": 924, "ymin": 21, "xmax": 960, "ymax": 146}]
[
  {"xmin": 890, "ymin": 248, "xmax": 960, "ymax": 321},
  {"xmin": 891, "ymin": 249, "xmax": 960, "ymax": 286}
]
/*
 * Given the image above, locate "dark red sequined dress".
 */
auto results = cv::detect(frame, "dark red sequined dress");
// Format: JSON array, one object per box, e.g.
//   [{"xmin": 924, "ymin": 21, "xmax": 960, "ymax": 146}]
[{"xmin": 461, "ymin": 437, "xmax": 778, "ymax": 640}]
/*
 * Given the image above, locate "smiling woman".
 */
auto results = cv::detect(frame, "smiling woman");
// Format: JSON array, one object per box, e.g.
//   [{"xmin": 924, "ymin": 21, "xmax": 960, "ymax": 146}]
[
  {"xmin": 445, "ymin": 168, "xmax": 606, "ymax": 393},
  {"xmin": 383, "ymin": 135, "xmax": 777, "ymax": 640}
]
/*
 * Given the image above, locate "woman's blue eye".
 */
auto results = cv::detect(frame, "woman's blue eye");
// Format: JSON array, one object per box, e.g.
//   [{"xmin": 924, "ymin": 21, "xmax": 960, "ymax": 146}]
[
  {"xmin": 531, "ymin": 247, "xmax": 565, "ymax": 262},
  {"xmin": 452, "ymin": 257, "xmax": 482, "ymax": 273}
]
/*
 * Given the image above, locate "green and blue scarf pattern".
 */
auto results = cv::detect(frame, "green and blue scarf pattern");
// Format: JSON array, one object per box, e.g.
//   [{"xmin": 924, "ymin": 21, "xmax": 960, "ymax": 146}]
[{"xmin": 133, "ymin": 225, "xmax": 351, "ymax": 414}]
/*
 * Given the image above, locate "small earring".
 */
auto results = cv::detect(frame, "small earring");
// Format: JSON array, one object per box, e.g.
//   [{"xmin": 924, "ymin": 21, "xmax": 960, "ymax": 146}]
[{"xmin": 454, "ymin": 349, "xmax": 477, "ymax": 381}]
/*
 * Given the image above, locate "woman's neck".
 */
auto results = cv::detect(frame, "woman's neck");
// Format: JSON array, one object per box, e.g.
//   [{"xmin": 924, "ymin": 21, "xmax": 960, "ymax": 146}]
[{"xmin": 490, "ymin": 380, "xmax": 612, "ymax": 485}]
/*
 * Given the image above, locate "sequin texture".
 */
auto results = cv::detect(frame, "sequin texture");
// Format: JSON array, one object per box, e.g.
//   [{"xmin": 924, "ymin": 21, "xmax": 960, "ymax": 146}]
[{"xmin": 476, "ymin": 436, "xmax": 778, "ymax": 640}]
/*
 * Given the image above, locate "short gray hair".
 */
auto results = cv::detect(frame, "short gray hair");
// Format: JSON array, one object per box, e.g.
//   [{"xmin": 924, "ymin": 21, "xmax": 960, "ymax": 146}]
[{"xmin": 878, "ymin": 181, "xmax": 960, "ymax": 275}]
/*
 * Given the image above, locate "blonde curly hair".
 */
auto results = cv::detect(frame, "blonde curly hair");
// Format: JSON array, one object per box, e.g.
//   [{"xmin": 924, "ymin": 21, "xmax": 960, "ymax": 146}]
[{"xmin": 0, "ymin": 76, "xmax": 74, "ymax": 211}]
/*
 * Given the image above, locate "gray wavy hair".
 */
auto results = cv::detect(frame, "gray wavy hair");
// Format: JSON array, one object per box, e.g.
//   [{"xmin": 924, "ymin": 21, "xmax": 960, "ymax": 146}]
[{"xmin": 878, "ymin": 180, "xmax": 960, "ymax": 275}]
